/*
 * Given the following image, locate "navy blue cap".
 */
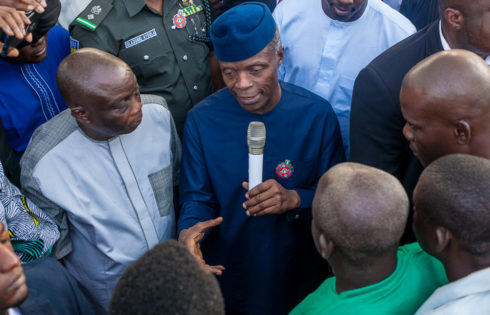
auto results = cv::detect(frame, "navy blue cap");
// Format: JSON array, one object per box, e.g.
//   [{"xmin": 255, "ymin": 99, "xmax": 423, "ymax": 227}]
[{"xmin": 211, "ymin": 2, "xmax": 276, "ymax": 62}]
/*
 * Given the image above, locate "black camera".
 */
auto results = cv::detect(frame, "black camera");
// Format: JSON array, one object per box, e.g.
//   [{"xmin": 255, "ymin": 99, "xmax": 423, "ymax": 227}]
[
  {"xmin": 0, "ymin": 0, "xmax": 61, "ymax": 57},
  {"xmin": 0, "ymin": 11, "xmax": 42, "ymax": 55}
]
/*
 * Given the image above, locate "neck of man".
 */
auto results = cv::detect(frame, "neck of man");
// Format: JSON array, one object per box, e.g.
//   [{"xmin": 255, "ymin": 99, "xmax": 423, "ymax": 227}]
[
  {"xmin": 332, "ymin": 247, "xmax": 398, "ymax": 294},
  {"xmin": 145, "ymin": 0, "xmax": 164, "ymax": 13},
  {"xmin": 442, "ymin": 250, "xmax": 490, "ymax": 282},
  {"xmin": 77, "ymin": 123, "xmax": 113, "ymax": 142},
  {"xmin": 441, "ymin": 21, "xmax": 489, "ymax": 60}
]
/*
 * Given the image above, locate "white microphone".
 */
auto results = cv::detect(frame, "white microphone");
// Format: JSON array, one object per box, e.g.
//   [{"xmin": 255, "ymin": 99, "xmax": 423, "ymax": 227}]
[{"xmin": 247, "ymin": 121, "xmax": 266, "ymax": 190}]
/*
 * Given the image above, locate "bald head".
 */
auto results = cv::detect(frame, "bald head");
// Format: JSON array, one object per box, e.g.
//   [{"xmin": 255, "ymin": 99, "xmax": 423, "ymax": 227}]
[
  {"xmin": 414, "ymin": 154, "xmax": 490, "ymax": 256},
  {"xmin": 401, "ymin": 50, "xmax": 490, "ymax": 166},
  {"xmin": 313, "ymin": 163, "xmax": 408, "ymax": 261},
  {"xmin": 57, "ymin": 48, "xmax": 132, "ymax": 107},
  {"xmin": 403, "ymin": 49, "xmax": 490, "ymax": 118}
]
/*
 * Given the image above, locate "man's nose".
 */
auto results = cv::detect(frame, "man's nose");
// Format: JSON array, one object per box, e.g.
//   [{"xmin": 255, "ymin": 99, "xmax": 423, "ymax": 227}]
[
  {"xmin": 0, "ymin": 243, "xmax": 21, "ymax": 273},
  {"xmin": 235, "ymin": 72, "xmax": 253, "ymax": 90}
]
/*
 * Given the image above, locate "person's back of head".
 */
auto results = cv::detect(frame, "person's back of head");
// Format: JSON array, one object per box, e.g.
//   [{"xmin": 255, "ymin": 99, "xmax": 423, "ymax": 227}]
[
  {"xmin": 110, "ymin": 240, "xmax": 225, "ymax": 315},
  {"xmin": 312, "ymin": 162, "xmax": 409, "ymax": 268},
  {"xmin": 401, "ymin": 49, "xmax": 490, "ymax": 166},
  {"xmin": 413, "ymin": 154, "xmax": 490, "ymax": 281}
]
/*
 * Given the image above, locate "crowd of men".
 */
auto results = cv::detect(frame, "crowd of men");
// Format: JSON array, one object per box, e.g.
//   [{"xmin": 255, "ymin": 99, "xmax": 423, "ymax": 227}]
[{"xmin": 0, "ymin": 0, "xmax": 489, "ymax": 314}]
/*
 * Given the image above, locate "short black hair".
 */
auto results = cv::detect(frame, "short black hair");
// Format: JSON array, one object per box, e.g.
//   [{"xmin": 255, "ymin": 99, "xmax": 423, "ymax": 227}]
[
  {"xmin": 415, "ymin": 154, "xmax": 490, "ymax": 255},
  {"xmin": 313, "ymin": 163, "xmax": 408, "ymax": 262},
  {"xmin": 109, "ymin": 240, "xmax": 224, "ymax": 315}
]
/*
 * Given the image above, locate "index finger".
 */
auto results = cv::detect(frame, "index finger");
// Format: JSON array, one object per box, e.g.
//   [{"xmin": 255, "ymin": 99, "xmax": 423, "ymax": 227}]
[
  {"xmin": 191, "ymin": 217, "xmax": 223, "ymax": 233},
  {"xmin": 247, "ymin": 179, "xmax": 275, "ymax": 198}
]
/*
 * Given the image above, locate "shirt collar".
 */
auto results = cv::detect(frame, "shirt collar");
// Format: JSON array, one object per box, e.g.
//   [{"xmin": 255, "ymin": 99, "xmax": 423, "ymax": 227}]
[
  {"xmin": 440, "ymin": 20, "xmax": 490, "ymax": 66},
  {"xmin": 439, "ymin": 20, "xmax": 451, "ymax": 51},
  {"xmin": 123, "ymin": 0, "xmax": 147, "ymax": 17}
]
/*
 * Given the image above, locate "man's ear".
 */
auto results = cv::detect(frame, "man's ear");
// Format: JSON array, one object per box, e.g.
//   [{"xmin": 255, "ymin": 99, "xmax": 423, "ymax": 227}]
[
  {"xmin": 444, "ymin": 8, "xmax": 464, "ymax": 31},
  {"xmin": 70, "ymin": 106, "xmax": 90, "ymax": 125},
  {"xmin": 318, "ymin": 233, "xmax": 334, "ymax": 260},
  {"xmin": 277, "ymin": 46, "xmax": 284, "ymax": 67},
  {"xmin": 434, "ymin": 226, "xmax": 452, "ymax": 254},
  {"xmin": 453, "ymin": 120, "xmax": 471, "ymax": 145}
]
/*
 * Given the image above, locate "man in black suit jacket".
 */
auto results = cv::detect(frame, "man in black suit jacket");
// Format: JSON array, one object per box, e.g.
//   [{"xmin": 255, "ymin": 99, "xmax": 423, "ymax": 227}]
[
  {"xmin": 400, "ymin": 0, "xmax": 439, "ymax": 30},
  {"xmin": 350, "ymin": 0, "xmax": 490, "ymax": 242}
]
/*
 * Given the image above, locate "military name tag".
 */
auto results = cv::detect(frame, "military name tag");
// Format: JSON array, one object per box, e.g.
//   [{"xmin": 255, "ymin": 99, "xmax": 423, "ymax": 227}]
[{"xmin": 124, "ymin": 29, "xmax": 157, "ymax": 49}]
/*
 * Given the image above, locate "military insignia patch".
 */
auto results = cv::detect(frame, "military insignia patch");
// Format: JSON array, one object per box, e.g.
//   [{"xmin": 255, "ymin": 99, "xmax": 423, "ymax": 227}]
[
  {"xmin": 276, "ymin": 160, "xmax": 294, "ymax": 179},
  {"xmin": 74, "ymin": 0, "xmax": 113, "ymax": 31},
  {"xmin": 173, "ymin": 12, "xmax": 187, "ymax": 29},
  {"xmin": 70, "ymin": 36, "xmax": 79, "ymax": 52},
  {"xmin": 181, "ymin": 4, "xmax": 203, "ymax": 17}
]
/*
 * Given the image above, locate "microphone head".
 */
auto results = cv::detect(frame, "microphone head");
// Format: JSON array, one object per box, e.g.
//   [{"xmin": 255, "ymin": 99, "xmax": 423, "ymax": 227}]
[{"xmin": 247, "ymin": 121, "xmax": 266, "ymax": 152}]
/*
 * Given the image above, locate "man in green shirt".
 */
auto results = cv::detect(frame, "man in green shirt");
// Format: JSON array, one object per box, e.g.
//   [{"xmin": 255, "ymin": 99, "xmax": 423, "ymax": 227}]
[
  {"xmin": 291, "ymin": 162, "xmax": 447, "ymax": 315},
  {"xmin": 70, "ymin": 0, "xmax": 216, "ymax": 136}
]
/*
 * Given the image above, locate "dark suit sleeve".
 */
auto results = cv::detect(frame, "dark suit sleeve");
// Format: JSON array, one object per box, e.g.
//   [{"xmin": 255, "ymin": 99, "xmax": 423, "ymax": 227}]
[{"xmin": 350, "ymin": 66, "xmax": 409, "ymax": 180}]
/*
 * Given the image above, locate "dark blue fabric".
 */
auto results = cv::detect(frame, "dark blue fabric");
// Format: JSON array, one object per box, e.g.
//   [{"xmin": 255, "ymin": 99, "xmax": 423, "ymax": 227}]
[
  {"xmin": 211, "ymin": 2, "xmax": 276, "ymax": 62},
  {"xmin": 0, "ymin": 26, "xmax": 69, "ymax": 156},
  {"xmin": 19, "ymin": 258, "xmax": 96, "ymax": 315},
  {"xmin": 178, "ymin": 82, "xmax": 345, "ymax": 315}
]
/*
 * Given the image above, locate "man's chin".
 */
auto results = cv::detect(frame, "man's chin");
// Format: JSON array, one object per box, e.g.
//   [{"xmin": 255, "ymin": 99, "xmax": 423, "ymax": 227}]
[{"xmin": 10, "ymin": 284, "xmax": 29, "ymax": 308}]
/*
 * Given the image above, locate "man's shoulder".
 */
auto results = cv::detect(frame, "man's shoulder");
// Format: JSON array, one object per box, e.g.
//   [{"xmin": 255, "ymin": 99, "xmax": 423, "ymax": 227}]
[
  {"xmin": 416, "ymin": 267, "xmax": 490, "ymax": 315},
  {"xmin": 280, "ymin": 81, "xmax": 334, "ymax": 113},
  {"xmin": 273, "ymin": 0, "xmax": 313, "ymax": 18},
  {"xmin": 21, "ymin": 110, "xmax": 77, "ymax": 169},
  {"xmin": 360, "ymin": 21, "xmax": 441, "ymax": 86},
  {"xmin": 48, "ymin": 25, "xmax": 70, "ymax": 42},
  {"xmin": 368, "ymin": 0, "xmax": 415, "ymax": 32},
  {"xmin": 366, "ymin": 21, "xmax": 439, "ymax": 71},
  {"xmin": 290, "ymin": 277, "xmax": 336, "ymax": 315},
  {"xmin": 188, "ymin": 88, "xmax": 235, "ymax": 116},
  {"xmin": 70, "ymin": 0, "xmax": 117, "ymax": 32}
]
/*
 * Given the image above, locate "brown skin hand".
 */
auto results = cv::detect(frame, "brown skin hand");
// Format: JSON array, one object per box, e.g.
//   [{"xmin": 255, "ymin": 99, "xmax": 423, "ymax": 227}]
[
  {"xmin": 178, "ymin": 217, "xmax": 225, "ymax": 275},
  {"xmin": 0, "ymin": 5, "xmax": 33, "ymax": 57},
  {"xmin": 0, "ymin": 0, "xmax": 46, "ymax": 13},
  {"xmin": 242, "ymin": 180, "xmax": 300, "ymax": 216}
]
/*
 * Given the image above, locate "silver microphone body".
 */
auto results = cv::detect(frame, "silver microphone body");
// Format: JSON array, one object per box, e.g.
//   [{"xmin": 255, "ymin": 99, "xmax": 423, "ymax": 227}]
[{"xmin": 247, "ymin": 122, "xmax": 266, "ymax": 190}]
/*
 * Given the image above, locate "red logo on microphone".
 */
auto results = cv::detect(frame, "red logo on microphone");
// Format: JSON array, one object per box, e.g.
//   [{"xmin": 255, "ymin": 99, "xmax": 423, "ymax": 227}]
[{"xmin": 276, "ymin": 160, "xmax": 294, "ymax": 179}]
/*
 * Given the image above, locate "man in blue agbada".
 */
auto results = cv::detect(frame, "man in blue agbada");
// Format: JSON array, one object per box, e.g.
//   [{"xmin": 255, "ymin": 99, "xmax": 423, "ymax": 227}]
[{"xmin": 177, "ymin": 3, "xmax": 345, "ymax": 315}]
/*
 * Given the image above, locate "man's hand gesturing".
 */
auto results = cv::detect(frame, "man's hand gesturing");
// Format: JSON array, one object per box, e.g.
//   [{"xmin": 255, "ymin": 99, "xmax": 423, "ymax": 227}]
[{"xmin": 178, "ymin": 217, "xmax": 225, "ymax": 275}]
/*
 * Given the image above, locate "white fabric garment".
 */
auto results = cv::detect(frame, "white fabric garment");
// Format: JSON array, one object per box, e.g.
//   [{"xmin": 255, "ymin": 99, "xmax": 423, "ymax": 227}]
[
  {"xmin": 58, "ymin": 0, "xmax": 92, "ymax": 29},
  {"xmin": 8, "ymin": 308, "xmax": 22, "ymax": 315},
  {"xmin": 28, "ymin": 104, "xmax": 178, "ymax": 310},
  {"xmin": 415, "ymin": 266, "xmax": 490, "ymax": 314},
  {"xmin": 383, "ymin": 0, "xmax": 402, "ymax": 11},
  {"xmin": 273, "ymin": 0, "xmax": 415, "ymax": 157},
  {"xmin": 439, "ymin": 21, "xmax": 490, "ymax": 66}
]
